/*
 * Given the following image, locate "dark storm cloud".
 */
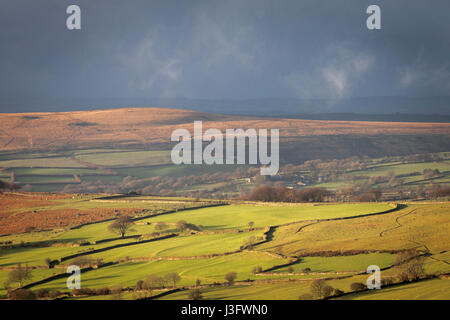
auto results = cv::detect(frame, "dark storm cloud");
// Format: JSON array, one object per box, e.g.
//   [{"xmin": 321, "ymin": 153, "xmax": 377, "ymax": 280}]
[{"xmin": 0, "ymin": 0, "xmax": 450, "ymax": 112}]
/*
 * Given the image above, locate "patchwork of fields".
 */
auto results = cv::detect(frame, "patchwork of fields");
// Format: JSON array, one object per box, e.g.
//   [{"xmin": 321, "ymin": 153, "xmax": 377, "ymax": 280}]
[
  {"xmin": 0, "ymin": 194, "xmax": 448, "ymax": 300},
  {"xmin": 1, "ymin": 148, "xmax": 449, "ymax": 202},
  {"xmin": 0, "ymin": 148, "xmax": 251, "ymax": 195}
]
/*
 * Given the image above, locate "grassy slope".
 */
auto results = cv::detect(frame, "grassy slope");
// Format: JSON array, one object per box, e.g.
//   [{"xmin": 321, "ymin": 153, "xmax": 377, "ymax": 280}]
[
  {"xmin": 274, "ymin": 253, "xmax": 394, "ymax": 273},
  {"xmin": 86, "ymin": 230, "xmax": 264, "ymax": 261},
  {"xmin": 258, "ymin": 203, "xmax": 450, "ymax": 256},
  {"xmin": 338, "ymin": 278, "xmax": 450, "ymax": 300},
  {"xmin": 139, "ymin": 203, "xmax": 393, "ymax": 231},
  {"xmin": 32, "ymin": 251, "xmax": 289, "ymax": 291}
]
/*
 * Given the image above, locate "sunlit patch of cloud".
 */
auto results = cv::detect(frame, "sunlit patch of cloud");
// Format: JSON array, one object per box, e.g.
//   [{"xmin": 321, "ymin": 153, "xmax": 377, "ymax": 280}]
[
  {"xmin": 281, "ymin": 45, "xmax": 375, "ymax": 100},
  {"xmin": 116, "ymin": 32, "xmax": 185, "ymax": 95},
  {"xmin": 398, "ymin": 52, "xmax": 450, "ymax": 91}
]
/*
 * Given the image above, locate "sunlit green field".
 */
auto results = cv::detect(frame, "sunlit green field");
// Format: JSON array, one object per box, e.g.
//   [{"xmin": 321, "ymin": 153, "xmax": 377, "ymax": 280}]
[
  {"xmin": 138, "ymin": 203, "xmax": 394, "ymax": 231},
  {"xmin": 31, "ymin": 251, "xmax": 289, "ymax": 292},
  {"xmin": 273, "ymin": 253, "xmax": 394, "ymax": 273}
]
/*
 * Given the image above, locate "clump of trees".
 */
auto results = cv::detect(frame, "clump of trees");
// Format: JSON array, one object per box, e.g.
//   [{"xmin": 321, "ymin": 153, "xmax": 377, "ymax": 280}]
[
  {"xmin": 243, "ymin": 186, "xmax": 331, "ymax": 202},
  {"xmin": 241, "ymin": 235, "xmax": 264, "ymax": 249},
  {"xmin": 225, "ymin": 272, "xmax": 237, "ymax": 285},
  {"xmin": 423, "ymin": 169, "xmax": 441, "ymax": 179},
  {"xmin": 302, "ymin": 267, "xmax": 311, "ymax": 274},
  {"xmin": 310, "ymin": 279, "xmax": 334, "ymax": 299},
  {"xmin": 188, "ymin": 289, "xmax": 203, "ymax": 300},
  {"xmin": 165, "ymin": 272, "xmax": 181, "ymax": 287},
  {"xmin": 72, "ymin": 287, "xmax": 111, "ymax": 297},
  {"xmin": 0, "ymin": 179, "xmax": 20, "ymax": 193},
  {"xmin": 62, "ymin": 166, "xmax": 249, "ymax": 196},
  {"xmin": 251, "ymin": 266, "xmax": 263, "ymax": 274},
  {"xmin": 154, "ymin": 222, "xmax": 169, "ymax": 231},
  {"xmin": 135, "ymin": 272, "xmax": 182, "ymax": 293},
  {"xmin": 299, "ymin": 279, "xmax": 343, "ymax": 300},
  {"xmin": 44, "ymin": 258, "xmax": 53, "ymax": 269},
  {"xmin": 428, "ymin": 185, "xmax": 450, "ymax": 199},
  {"xmin": 349, "ymin": 282, "xmax": 366, "ymax": 292},
  {"xmin": 395, "ymin": 250, "xmax": 425, "ymax": 282},
  {"xmin": 108, "ymin": 215, "xmax": 134, "ymax": 238},
  {"xmin": 110, "ymin": 285, "xmax": 123, "ymax": 300},
  {"xmin": 8, "ymin": 288, "xmax": 36, "ymax": 300},
  {"xmin": 71, "ymin": 256, "xmax": 103, "ymax": 268},
  {"xmin": 6, "ymin": 264, "xmax": 32, "ymax": 288},
  {"xmin": 176, "ymin": 220, "xmax": 201, "ymax": 232},
  {"xmin": 357, "ymin": 189, "xmax": 382, "ymax": 202}
]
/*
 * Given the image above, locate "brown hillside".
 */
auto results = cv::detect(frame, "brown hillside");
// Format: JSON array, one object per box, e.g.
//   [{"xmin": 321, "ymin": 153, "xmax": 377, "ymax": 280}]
[{"xmin": 0, "ymin": 107, "xmax": 449, "ymax": 151}]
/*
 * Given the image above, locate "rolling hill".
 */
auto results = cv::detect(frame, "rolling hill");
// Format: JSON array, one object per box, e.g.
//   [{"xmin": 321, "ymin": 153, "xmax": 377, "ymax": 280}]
[{"xmin": 1, "ymin": 107, "xmax": 449, "ymax": 152}]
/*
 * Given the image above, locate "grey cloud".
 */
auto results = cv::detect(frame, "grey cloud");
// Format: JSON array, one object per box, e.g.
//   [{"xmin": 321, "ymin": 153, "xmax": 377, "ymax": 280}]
[{"xmin": 0, "ymin": 0, "xmax": 449, "ymax": 112}]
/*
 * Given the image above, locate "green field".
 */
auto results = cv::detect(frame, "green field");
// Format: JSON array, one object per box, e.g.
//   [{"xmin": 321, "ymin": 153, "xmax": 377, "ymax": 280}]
[
  {"xmin": 273, "ymin": 253, "xmax": 395, "ymax": 273},
  {"xmin": 137, "ymin": 203, "xmax": 394, "ymax": 231}
]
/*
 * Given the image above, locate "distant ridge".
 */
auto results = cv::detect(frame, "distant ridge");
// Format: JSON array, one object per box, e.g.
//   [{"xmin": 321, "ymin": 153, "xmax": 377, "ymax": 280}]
[
  {"xmin": 2, "ymin": 96, "xmax": 450, "ymax": 120},
  {"xmin": 0, "ymin": 107, "xmax": 449, "ymax": 152},
  {"xmin": 252, "ymin": 113, "xmax": 450, "ymax": 123}
]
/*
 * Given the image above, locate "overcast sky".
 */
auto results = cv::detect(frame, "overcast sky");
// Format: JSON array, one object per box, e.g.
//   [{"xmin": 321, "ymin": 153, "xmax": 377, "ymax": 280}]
[{"xmin": 1, "ymin": 0, "xmax": 450, "ymax": 112}]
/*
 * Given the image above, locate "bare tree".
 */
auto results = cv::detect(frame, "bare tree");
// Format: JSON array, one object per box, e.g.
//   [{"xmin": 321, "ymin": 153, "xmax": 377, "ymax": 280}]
[
  {"xmin": 110, "ymin": 285, "xmax": 122, "ymax": 300},
  {"xmin": 350, "ymin": 282, "xmax": 366, "ymax": 292},
  {"xmin": 8, "ymin": 289, "xmax": 36, "ymax": 300},
  {"xmin": 154, "ymin": 222, "xmax": 168, "ymax": 231},
  {"xmin": 108, "ymin": 215, "xmax": 134, "ymax": 238},
  {"xmin": 225, "ymin": 272, "xmax": 237, "ymax": 285},
  {"xmin": 44, "ymin": 258, "xmax": 52, "ymax": 269},
  {"xmin": 188, "ymin": 289, "xmax": 203, "ymax": 300},
  {"xmin": 310, "ymin": 279, "xmax": 334, "ymax": 299},
  {"xmin": 0, "ymin": 179, "xmax": 20, "ymax": 193},
  {"xmin": 7, "ymin": 264, "xmax": 32, "ymax": 288},
  {"xmin": 165, "ymin": 272, "xmax": 181, "ymax": 287},
  {"xmin": 145, "ymin": 275, "xmax": 166, "ymax": 290}
]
